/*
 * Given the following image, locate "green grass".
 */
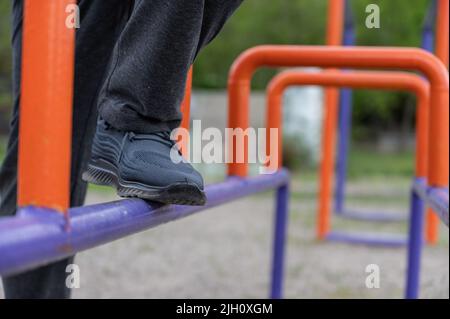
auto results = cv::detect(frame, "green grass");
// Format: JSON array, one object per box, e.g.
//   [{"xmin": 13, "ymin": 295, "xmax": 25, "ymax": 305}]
[
  {"xmin": 293, "ymin": 147, "xmax": 414, "ymax": 182},
  {"xmin": 346, "ymin": 148, "xmax": 414, "ymax": 179},
  {"xmin": 88, "ymin": 183, "xmax": 116, "ymax": 194},
  {"xmin": 290, "ymin": 192, "xmax": 408, "ymax": 204}
]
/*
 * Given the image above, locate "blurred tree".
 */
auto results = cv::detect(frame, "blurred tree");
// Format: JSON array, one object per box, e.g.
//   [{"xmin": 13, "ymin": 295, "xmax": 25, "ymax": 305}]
[
  {"xmin": 350, "ymin": 0, "xmax": 428, "ymax": 141},
  {"xmin": 194, "ymin": 0, "xmax": 327, "ymax": 89}
]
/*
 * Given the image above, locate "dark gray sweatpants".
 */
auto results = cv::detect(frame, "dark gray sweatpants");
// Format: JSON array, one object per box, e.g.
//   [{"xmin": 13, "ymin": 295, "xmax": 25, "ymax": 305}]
[{"xmin": 0, "ymin": 0, "xmax": 242, "ymax": 298}]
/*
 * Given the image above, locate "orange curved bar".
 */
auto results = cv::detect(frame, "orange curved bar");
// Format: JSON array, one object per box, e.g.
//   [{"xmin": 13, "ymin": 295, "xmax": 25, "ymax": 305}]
[
  {"xmin": 265, "ymin": 71, "xmax": 429, "ymax": 239},
  {"xmin": 18, "ymin": 0, "xmax": 76, "ymax": 213},
  {"xmin": 228, "ymin": 46, "xmax": 448, "ymax": 179},
  {"xmin": 266, "ymin": 71, "xmax": 429, "ymax": 177},
  {"xmin": 227, "ymin": 46, "xmax": 449, "ymax": 239},
  {"xmin": 426, "ymin": 0, "xmax": 449, "ymax": 244}
]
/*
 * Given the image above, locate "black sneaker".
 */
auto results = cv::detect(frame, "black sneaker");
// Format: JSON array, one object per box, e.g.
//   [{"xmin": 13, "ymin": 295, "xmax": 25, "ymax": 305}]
[{"xmin": 82, "ymin": 119, "xmax": 206, "ymax": 206}]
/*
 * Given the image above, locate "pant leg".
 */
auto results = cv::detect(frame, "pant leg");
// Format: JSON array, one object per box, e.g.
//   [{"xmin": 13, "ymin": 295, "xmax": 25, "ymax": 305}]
[
  {"xmin": 0, "ymin": 0, "xmax": 132, "ymax": 299},
  {"xmin": 98, "ymin": 0, "xmax": 243, "ymax": 134}
]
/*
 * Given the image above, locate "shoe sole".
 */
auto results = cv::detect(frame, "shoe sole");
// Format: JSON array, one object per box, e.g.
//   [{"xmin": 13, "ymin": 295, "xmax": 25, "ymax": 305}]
[{"xmin": 82, "ymin": 160, "xmax": 206, "ymax": 206}]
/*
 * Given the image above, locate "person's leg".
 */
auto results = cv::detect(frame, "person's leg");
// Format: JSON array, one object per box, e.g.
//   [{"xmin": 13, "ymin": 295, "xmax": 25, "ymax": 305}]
[
  {"xmin": 84, "ymin": 0, "xmax": 243, "ymax": 205},
  {"xmin": 97, "ymin": 0, "xmax": 243, "ymax": 133},
  {"xmin": 70, "ymin": 0, "xmax": 134, "ymax": 205},
  {"xmin": 0, "ymin": 0, "xmax": 132, "ymax": 299}
]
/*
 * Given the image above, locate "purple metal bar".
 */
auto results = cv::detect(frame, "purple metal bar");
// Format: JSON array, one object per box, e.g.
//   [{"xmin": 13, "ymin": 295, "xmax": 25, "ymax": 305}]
[
  {"xmin": 335, "ymin": 0, "xmax": 355, "ymax": 214},
  {"xmin": 326, "ymin": 231, "xmax": 407, "ymax": 247},
  {"xmin": 0, "ymin": 169, "xmax": 290, "ymax": 277},
  {"xmin": 270, "ymin": 183, "xmax": 290, "ymax": 299},
  {"xmin": 405, "ymin": 178, "xmax": 427, "ymax": 299},
  {"xmin": 413, "ymin": 179, "xmax": 449, "ymax": 226},
  {"xmin": 405, "ymin": 0, "xmax": 440, "ymax": 299},
  {"xmin": 339, "ymin": 209, "xmax": 407, "ymax": 222},
  {"xmin": 427, "ymin": 188, "xmax": 449, "ymax": 226},
  {"xmin": 422, "ymin": 0, "xmax": 437, "ymax": 54}
]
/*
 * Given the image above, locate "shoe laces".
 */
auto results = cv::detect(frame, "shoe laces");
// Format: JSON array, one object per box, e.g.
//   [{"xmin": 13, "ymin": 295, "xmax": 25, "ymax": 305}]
[{"xmin": 127, "ymin": 131, "xmax": 176, "ymax": 147}]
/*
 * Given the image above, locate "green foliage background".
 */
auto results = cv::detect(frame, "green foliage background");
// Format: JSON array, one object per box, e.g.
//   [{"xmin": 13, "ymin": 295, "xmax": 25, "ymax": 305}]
[
  {"xmin": 0, "ymin": 0, "xmax": 12, "ymax": 123},
  {"xmin": 0, "ymin": 0, "xmax": 432, "ymax": 139}
]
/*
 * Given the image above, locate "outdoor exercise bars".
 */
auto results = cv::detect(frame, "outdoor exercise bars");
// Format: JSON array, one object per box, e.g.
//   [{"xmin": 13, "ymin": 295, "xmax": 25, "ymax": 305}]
[
  {"xmin": 266, "ymin": 71, "xmax": 429, "ymax": 180},
  {"xmin": 263, "ymin": 70, "xmax": 430, "ymax": 298},
  {"xmin": 334, "ymin": 0, "xmax": 439, "ymax": 224},
  {"xmin": 226, "ymin": 45, "xmax": 449, "ymax": 240},
  {"xmin": 1, "ymin": 0, "xmax": 292, "ymax": 300}
]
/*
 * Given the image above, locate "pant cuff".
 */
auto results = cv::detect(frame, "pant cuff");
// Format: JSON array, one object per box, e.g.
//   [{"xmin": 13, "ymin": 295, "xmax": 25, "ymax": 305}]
[{"xmin": 99, "ymin": 102, "xmax": 181, "ymax": 134}]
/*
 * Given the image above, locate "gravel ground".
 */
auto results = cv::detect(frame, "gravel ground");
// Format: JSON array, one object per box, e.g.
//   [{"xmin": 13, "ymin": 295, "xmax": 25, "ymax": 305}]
[{"xmin": 2, "ymin": 183, "xmax": 447, "ymax": 299}]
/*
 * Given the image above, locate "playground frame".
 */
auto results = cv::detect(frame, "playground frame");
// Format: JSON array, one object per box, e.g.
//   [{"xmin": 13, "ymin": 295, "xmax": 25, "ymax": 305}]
[
  {"xmin": 333, "ymin": 0, "xmax": 448, "ymax": 245},
  {"xmin": 227, "ymin": 45, "xmax": 449, "ymax": 298},
  {"xmin": 226, "ymin": 45, "xmax": 448, "ymax": 223},
  {"xmin": 0, "ymin": 0, "xmax": 447, "ymax": 300},
  {"xmin": 264, "ymin": 70, "xmax": 431, "ymax": 298}
]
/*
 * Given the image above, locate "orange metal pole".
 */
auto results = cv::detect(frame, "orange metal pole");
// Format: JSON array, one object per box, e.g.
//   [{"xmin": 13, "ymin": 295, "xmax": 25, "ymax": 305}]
[
  {"xmin": 18, "ymin": 0, "xmax": 76, "ymax": 213},
  {"xmin": 266, "ymin": 71, "xmax": 429, "ymax": 180},
  {"xmin": 178, "ymin": 66, "xmax": 193, "ymax": 156},
  {"xmin": 180, "ymin": 67, "xmax": 193, "ymax": 132},
  {"xmin": 426, "ymin": 0, "xmax": 449, "ymax": 244},
  {"xmin": 227, "ymin": 46, "xmax": 449, "ymax": 239},
  {"xmin": 326, "ymin": 0, "xmax": 345, "ymax": 46},
  {"xmin": 435, "ymin": 0, "xmax": 449, "ymax": 67},
  {"xmin": 320, "ymin": 0, "xmax": 345, "ymax": 239}
]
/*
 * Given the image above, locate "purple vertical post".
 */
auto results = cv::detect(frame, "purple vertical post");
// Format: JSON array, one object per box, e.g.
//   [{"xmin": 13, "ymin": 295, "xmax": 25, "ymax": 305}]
[
  {"xmin": 421, "ymin": 0, "xmax": 437, "ymax": 54},
  {"xmin": 405, "ymin": 178, "xmax": 426, "ymax": 299},
  {"xmin": 405, "ymin": 1, "xmax": 437, "ymax": 299},
  {"xmin": 270, "ymin": 183, "xmax": 290, "ymax": 299},
  {"xmin": 335, "ymin": 0, "xmax": 355, "ymax": 214}
]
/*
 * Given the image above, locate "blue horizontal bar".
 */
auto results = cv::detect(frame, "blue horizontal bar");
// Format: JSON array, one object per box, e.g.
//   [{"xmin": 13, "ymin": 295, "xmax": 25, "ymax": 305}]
[
  {"xmin": 413, "ymin": 180, "xmax": 449, "ymax": 226},
  {"xmin": 326, "ymin": 231, "xmax": 407, "ymax": 247},
  {"xmin": 0, "ymin": 169, "xmax": 290, "ymax": 277},
  {"xmin": 337, "ymin": 209, "xmax": 407, "ymax": 223}
]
